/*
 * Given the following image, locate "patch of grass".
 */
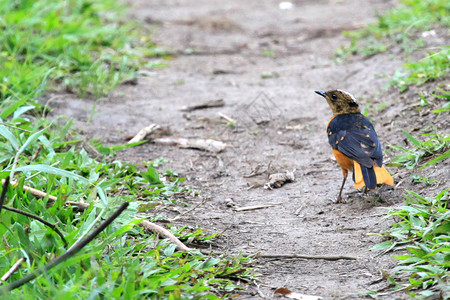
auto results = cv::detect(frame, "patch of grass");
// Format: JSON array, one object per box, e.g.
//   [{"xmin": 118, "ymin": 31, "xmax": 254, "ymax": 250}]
[
  {"xmin": 430, "ymin": 89, "xmax": 450, "ymax": 113},
  {"xmin": 373, "ymin": 189, "xmax": 449, "ymax": 299},
  {"xmin": 0, "ymin": 0, "xmax": 253, "ymax": 297},
  {"xmin": 0, "ymin": 0, "xmax": 162, "ymax": 104},
  {"xmin": 336, "ymin": 0, "xmax": 449, "ymax": 58},
  {"xmin": 389, "ymin": 130, "xmax": 450, "ymax": 169},
  {"xmin": 336, "ymin": 0, "xmax": 449, "ymax": 92},
  {"xmin": 390, "ymin": 46, "xmax": 450, "ymax": 92},
  {"xmin": 0, "ymin": 113, "xmax": 254, "ymax": 298}
]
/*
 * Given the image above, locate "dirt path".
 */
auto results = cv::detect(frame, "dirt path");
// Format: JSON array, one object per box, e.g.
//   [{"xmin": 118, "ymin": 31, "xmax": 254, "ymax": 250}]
[{"xmin": 50, "ymin": 0, "xmax": 420, "ymax": 298}]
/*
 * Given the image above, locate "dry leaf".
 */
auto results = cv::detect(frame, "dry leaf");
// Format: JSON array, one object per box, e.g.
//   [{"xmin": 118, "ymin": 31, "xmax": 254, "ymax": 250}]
[{"xmin": 264, "ymin": 170, "xmax": 295, "ymax": 189}]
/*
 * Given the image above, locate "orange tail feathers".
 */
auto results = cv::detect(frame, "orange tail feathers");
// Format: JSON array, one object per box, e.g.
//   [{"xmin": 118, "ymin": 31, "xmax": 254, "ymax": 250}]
[
  {"xmin": 353, "ymin": 162, "xmax": 394, "ymax": 189},
  {"xmin": 374, "ymin": 165, "xmax": 394, "ymax": 186},
  {"xmin": 353, "ymin": 162, "xmax": 365, "ymax": 189}
]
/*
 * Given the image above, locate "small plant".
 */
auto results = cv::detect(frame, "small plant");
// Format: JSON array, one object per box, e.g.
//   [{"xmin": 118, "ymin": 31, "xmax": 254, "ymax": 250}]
[{"xmin": 389, "ymin": 130, "xmax": 449, "ymax": 169}]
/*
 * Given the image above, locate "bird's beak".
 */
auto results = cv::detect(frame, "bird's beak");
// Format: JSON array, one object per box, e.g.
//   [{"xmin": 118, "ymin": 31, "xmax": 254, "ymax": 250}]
[{"xmin": 315, "ymin": 90, "xmax": 326, "ymax": 98}]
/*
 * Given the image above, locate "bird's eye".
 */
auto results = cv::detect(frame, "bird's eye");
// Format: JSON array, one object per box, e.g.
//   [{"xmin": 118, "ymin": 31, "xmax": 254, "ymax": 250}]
[{"xmin": 331, "ymin": 94, "xmax": 337, "ymax": 100}]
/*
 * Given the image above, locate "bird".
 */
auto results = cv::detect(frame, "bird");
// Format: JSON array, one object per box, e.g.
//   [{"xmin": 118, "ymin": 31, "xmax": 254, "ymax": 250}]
[{"xmin": 315, "ymin": 89, "xmax": 394, "ymax": 203}]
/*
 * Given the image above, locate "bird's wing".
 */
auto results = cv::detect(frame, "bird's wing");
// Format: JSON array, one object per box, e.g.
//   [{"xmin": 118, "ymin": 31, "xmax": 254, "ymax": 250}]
[{"xmin": 328, "ymin": 116, "xmax": 383, "ymax": 168}]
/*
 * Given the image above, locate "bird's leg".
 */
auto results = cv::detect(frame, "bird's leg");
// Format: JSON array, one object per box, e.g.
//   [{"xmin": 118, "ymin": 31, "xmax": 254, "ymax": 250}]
[{"xmin": 336, "ymin": 171, "xmax": 348, "ymax": 203}]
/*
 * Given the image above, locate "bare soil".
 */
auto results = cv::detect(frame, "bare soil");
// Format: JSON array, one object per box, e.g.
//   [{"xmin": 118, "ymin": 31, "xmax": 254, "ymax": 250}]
[{"xmin": 49, "ymin": 0, "xmax": 449, "ymax": 299}]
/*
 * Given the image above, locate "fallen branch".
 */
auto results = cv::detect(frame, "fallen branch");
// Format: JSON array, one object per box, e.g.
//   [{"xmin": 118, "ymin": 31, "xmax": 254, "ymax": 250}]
[
  {"xmin": 0, "ymin": 257, "xmax": 26, "ymax": 286},
  {"xmin": 2, "ymin": 202, "xmax": 129, "ymax": 292},
  {"xmin": 256, "ymin": 253, "xmax": 358, "ymax": 261},
  {"xmin": 2, "ymin": 205, "xmax": 68, "ymax": 247},
  {"xmin": 181, "ymin": 99, "xmax": 225, "ymax": 112},
  {"xmin": 139, "ymin": 220, "xmax": 190, "ymax": 252}
]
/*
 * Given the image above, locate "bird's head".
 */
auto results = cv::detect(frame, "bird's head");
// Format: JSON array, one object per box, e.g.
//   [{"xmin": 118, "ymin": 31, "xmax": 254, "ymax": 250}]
[{"xmin": 315, "ymin": 89, "xmax": 360, "ymax": 115}]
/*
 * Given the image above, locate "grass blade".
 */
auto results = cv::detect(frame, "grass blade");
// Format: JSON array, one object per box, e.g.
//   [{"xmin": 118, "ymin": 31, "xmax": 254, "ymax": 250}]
[
  {"xmin": 403, "ymin": 130, "xmax": 422, "ymax": 148},
  {"xmin": 0, "ymin": 125, "xmax": 20, "ymax": 151},
  {"xmin": 12, "ymin": 164, "xmax": 88, "ymax": 183},
  {"xmin": 420, "ymin": 149, "xmax": 450, "ymax": 169}
]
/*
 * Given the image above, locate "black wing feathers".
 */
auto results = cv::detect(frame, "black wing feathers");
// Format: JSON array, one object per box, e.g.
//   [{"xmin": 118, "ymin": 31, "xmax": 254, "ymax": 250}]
[{"xmin": 327, "ymin": 113, "xmax": 383, "ymax": 168}]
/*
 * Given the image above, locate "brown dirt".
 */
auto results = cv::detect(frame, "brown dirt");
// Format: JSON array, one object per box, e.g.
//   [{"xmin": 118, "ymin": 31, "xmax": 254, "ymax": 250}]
[{"xmin": 49, "ymin": 0, "xmax": 449, "ymax": 299}]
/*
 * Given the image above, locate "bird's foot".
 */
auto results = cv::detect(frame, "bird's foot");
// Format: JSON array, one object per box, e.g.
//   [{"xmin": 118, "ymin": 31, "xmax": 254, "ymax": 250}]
[{"xmin": 328, "ymin": 196, "xmax": 347, "ymax": 204}]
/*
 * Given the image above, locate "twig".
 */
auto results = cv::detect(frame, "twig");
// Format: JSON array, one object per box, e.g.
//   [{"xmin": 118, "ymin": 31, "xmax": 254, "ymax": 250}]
[
  {"xmin": 4, "ymin": 179, "xmax": 190, "ymax": 252},
  {"xmin": 0, "ymin": 258, "xmax": 26, "ymax": 285},
  {"xmin": 2, "ymin": 205, "xmax": 68, "ymax": 247},
  {"xmin": 0, "ymin": 124, "xmax": 33, "ymax": 133},
  {"xmin": 181, "ymin": 99, "xmax": 225, "ymax": 112},
  {"xmin": 3, "ymin": 179, "xmax": 90, "ymax": 210},
  {"xmin": 257, "ymin": 253, "xmax": 358, "ymax": 261},
  {"xmin": 234, "ymin": 204, "xmax": 277, "ymax": 211},
  {"xmin": 2, "ymin": 202, "xmax": 129, "ymax": 292},
  {"xmin": 4, "ymin": 179, "xmax": 57, "ymax": 202},
  {"xmin": 0, "ymin": 177, "xmax": 10, "ymax": 215},
  {"xmin": 218, "ymin": 112, "xmax": 236, "ymax": 123},
  {"xmin": 139, "ymin": 220, "xmax": 190, "ymax": 252}
]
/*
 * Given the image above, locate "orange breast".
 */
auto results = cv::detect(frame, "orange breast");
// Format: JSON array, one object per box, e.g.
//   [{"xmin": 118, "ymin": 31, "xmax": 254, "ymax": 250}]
[{"xmin": 332, "ymin": 148, "xmax": 353, "ymax": 173}]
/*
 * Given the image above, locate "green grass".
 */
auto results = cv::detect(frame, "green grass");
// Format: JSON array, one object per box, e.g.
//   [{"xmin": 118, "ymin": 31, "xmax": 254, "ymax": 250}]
[
  {"xmin": 391, "ymin": 47, "xmax": 450, "ymax": 92},
  {"xmin": 389, "ymin": 130, "xmax": 450, "ymax": 170},
  {"xmin": 373, "ymin": 189, "xmax": 449, "ymax": 299},
  {"xmin": 0, "ymin": 116, "xmax": 254, "ymax": 298},
  {"xmin": 374, "ymin": 91, "xmax": 449, "ymax": 298},
  {"xmin": 336, "ymin": 0, "xmax": 450, "ymax": 92},
  {"xmin": 0, "ymin": 0, "xmax": 253, "ymax": 298},
  {"xmin": 0, "ymin": 0, "xmax": 164, "ymax": 105}
]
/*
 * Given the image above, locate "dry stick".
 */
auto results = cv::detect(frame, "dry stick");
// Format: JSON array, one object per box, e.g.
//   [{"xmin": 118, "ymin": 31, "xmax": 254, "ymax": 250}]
[
  {"xmin": 2, "ymin": 202, "xmax": 129, "ymax": 292},
  {"xmin": 3, "ymin": 179, "xmax": 90, "ymax": 210},
  {"xmin": 0, "ymin": 258, "xmax": 26, "ymax": 286},
  {"xmin": 197, "ymin": 250, "xmax": 358, "ymax": 261},
  {"xmin": 0, "ymin": 177, "xmax": 10, "ymax": 215},
  {"xmin": 218, "ymin": 112, "xmax": 236, "ymax": 123},
  {"xmin": 3, "ymin": 181, "xmax": 189, "ymax": 252},
  {"xmin": 139, "ymin": 220, "xmax": 191, "ymax": 252},
  {"xmin": 256, "ymin": 253, "xmax": 358, "ymax": 261},
  {"xmin": 2, "ymin": 205, "xmax": 68, "ymax": 247},
  {"xmin": 234, "ymin": 204, "xmax": 276, "ymax": 212}
]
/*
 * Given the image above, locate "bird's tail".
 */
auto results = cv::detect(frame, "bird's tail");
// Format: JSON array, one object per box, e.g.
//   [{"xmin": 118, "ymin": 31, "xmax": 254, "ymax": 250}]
[{"xmin": 353, "ymin": 162, "xmax": 394, "ymax": 190}]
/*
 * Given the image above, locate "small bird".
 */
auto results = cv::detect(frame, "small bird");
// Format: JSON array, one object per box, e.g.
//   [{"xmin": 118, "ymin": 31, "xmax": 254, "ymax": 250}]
[{"xmin": 315, "ymin": 89, "xmax": 394, "ymax": 203}]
